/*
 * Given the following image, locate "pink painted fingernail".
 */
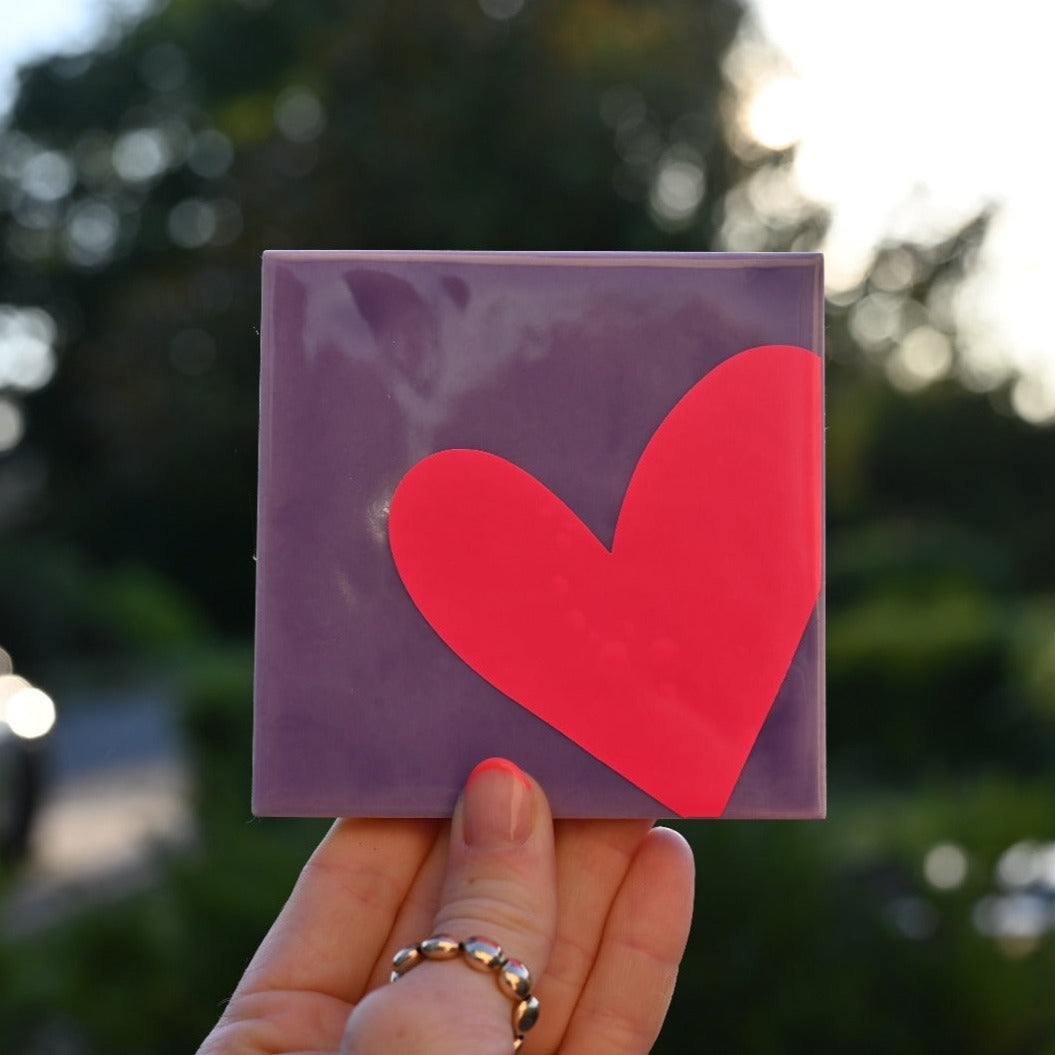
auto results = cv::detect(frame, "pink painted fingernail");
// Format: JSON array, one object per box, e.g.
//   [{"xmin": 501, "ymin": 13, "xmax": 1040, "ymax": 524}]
[{"xmin": 463, "ymin": 758, "xmax": 533, "ymax": 849}]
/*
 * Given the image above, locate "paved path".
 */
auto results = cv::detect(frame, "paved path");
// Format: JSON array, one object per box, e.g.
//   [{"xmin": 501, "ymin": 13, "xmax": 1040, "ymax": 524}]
[{"xmin": 2, "ymin": 689, "xmax": 194, "ymax": 937}]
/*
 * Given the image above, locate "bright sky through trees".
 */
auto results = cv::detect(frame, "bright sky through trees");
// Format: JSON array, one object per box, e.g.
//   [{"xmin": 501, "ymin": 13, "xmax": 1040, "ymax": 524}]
[
  {"xmin": 0, "ymin": 0, "xmax": 149, "ymax": 106},
  {"xmin": 747, "ymin": 0, "xmax": 1055, "ymax": 419},
  {"xmin": 1, "ymin": 0, "xmax": 1052, "ymax": 419}
]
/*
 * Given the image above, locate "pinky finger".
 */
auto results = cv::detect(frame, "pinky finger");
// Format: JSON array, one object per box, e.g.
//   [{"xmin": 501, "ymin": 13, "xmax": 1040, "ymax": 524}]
[{"xmin": 557, "ymin": 826, "xmax": 695, "ymax": 1055}]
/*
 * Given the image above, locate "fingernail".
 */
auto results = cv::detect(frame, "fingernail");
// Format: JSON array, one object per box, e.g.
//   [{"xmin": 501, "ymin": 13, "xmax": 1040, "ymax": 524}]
[{"xmin": 463, "ymin": 758, "xmax": 533, "ymax": 849}]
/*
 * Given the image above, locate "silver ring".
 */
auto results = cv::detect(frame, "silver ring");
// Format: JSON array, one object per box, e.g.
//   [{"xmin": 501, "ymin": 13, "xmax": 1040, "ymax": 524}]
[{"xmin": 391, "ymin": 934, "xmax": 540, "ymax": 1050}]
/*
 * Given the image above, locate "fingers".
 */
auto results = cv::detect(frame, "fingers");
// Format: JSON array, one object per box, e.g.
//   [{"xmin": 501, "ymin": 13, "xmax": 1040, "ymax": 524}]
[
  {"xmin": 343, "ymin": 759, "xmax": 557, "ymax": 1055},
  {"xmin": 529, "ymin": 818, "xmax": 654, "ymax": 1049},
  {"xmin": 216, "ymin": 763, "xmax": 693, "ymax": 1055},
  {"xmin": 233, "ymin": 816, "xmax": 443, "ymax": 1003},
  {"xmin": 560, "ymin": 825, "xmax": 695, "ymax": 1055},
  {"xmin": 362, "ymin": 819, "xmax": 453, "ymax": 993}
]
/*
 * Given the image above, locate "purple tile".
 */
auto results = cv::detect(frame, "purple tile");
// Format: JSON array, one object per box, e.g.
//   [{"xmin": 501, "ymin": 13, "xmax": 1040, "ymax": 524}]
[{"xmin": 254, "ymin": 251, "xmax": 825, "ymax": 818}]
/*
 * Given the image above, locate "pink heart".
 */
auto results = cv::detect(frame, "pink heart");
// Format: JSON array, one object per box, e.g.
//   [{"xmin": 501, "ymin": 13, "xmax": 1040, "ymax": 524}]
[{"xmin": 389, "ymin": 344, "xmax": 822, "ymax": 815}]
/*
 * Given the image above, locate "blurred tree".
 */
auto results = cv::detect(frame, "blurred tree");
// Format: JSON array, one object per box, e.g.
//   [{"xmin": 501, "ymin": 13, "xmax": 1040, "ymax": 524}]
[{"xmin": 0, "ymin": 0, "xmax": 745, "ymax": 663}]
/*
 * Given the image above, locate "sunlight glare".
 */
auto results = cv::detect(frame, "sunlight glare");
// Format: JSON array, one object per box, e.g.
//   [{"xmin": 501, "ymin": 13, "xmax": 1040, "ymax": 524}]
[
  {"xmin": 748, "ymin": 0, "xmax": 1055, "ymax": 415},
  {"xmin": 744, "ymin": 76, "xmax": 809, "ymax": 151}
]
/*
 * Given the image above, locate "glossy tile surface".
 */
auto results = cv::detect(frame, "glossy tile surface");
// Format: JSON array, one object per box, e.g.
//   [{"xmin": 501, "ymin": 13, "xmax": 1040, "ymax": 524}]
[{"xmin": 255, "ymin": 251, "xmax": 824, "ymax": 818}]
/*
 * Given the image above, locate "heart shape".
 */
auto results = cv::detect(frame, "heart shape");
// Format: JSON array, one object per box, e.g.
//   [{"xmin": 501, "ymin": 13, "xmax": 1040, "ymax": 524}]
[{"xmin": 388, "ymin": 344, "xmax": 822, "ymax": 816}]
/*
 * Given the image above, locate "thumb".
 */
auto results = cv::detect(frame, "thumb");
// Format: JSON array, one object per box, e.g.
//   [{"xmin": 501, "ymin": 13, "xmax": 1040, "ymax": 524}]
[
  {"xmin": 344, "ymin": 759, "xmax": 556, "ymax": 1055},
  {"xmin": 436, "ymin": 756, "xmax": 557, "ymax": 970}
]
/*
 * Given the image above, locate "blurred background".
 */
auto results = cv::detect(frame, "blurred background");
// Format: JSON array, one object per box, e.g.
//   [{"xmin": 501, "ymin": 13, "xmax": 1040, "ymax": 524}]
[{"xmin": 1, "ymin": 0, "xmax": 1054, "ymax": 1051}]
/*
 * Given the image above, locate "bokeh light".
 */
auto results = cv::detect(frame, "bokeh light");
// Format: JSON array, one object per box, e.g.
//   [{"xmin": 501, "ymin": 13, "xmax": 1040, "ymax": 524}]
[
  {"xmin": 996, "ymin": 840, "xmax": 1054, "ymax": 890},
  {"xmin": 923, "ymin": 842, "xmax": 969, "ymax": 890},
  {"xmin": 1010, "ymin": 375, "xmax": 1055, "ymax": 426},
  {"xmin": 21, "ymin": 149, "xmax": 76, "ymax": 202},
  {"xmin": 112, "ymin": 127, "xmax": 172, "ymax": 183},
  {"xmin": 649, "ymin": 150, "xmax": 706, "ymax": 229},
  {"xmin": 1, "ymin": 683, "xmax": 57, "ymax": 740},
  {"xmin": 0, "ymin": 306, "xmax": 57, "ymax": 391},
  {"xmin": 273, "ymin": 87, "xmax": 325, "ymax": 143},
  {"xmin": 64, "ymin": 198, "xmax": 120, "ymax": 266},
  {"xmin": 849, "ymin": 292, "xmax": 902, "ymax": 350},
  {"xmin": 886, "ymin": 326, "xmax": 954, "ymax": 392}
]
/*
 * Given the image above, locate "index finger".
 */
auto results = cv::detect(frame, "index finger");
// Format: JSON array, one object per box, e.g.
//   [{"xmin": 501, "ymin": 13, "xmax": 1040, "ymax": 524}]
[{"xmin": 236, "ymin": 816, "xmax": 444, "ymax": 1004}]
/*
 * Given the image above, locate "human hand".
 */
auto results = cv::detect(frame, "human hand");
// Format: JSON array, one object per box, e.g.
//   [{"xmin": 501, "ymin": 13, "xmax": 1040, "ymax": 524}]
[{"xmin": 197, "ymin": 758, "xmax": 694, "ymax": 1055}]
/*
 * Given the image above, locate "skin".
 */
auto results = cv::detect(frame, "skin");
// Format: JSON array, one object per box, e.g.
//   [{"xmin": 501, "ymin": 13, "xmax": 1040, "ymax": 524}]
[{"xmin": 197, "ymin": 758, "xmax": 695, "ymax": 1055}]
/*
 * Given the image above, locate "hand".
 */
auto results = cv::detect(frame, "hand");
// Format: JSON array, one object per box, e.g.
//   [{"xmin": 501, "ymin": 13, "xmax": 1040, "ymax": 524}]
[{"xmin": 197, "ymin": 758, "xmax": 695, "ymax": 1054}]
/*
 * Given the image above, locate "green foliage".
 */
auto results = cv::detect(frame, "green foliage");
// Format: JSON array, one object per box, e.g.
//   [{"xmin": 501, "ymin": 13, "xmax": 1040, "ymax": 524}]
[
  {"xmin": 1, "ymin": 0, "xmax": 745, "ymax": 634},
  {"xmin": 0, "ymin": 643, "xmax": 327, "ymax": 1052},
  {"xmin": 0, "ymin": 538, "xmax": 207, "ymax": 682},
  {"xmin": 669, "ymin": 784, "xmax": 1055, "ymax": 1055}
]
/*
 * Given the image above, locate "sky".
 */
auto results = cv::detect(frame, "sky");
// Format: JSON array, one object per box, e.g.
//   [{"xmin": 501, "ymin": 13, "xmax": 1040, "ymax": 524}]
[
  {"xmin": 0, "ymin": 0, "xmax": 145, "ymax": 95},
  {"xmin": 746, "ymin": 0, "xmax": 1055, "ymax": 420},
  {"xmin": 0, "ymin": 0, "xmax": 1052, "ymax": 420}
]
